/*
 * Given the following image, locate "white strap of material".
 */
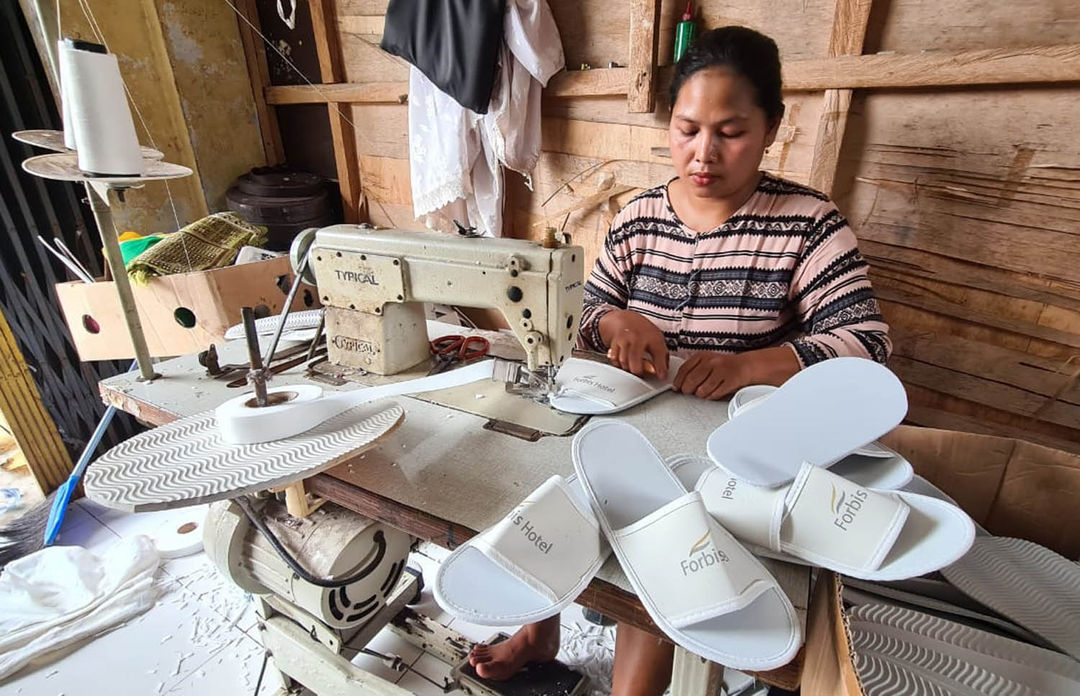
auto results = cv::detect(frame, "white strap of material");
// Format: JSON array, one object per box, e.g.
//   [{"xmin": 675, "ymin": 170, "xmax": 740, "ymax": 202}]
[
  {"xmin": 695, "ymin": 467, "xmax": 787, "ymax": 552},
  {"xmin": 613, "ymin": 492, "xmax": 772, "ymax": 629},
  {"xmin": 224, "ymin": 309, "xmax": 323, "ymax": 340},
  {"xmin": 780, "ymin": 464, "xmax": 910, "ymax": 573},
  {"xmin": 216, "ymin": 359, "xmax": 496, "ymax": 444},
  {"xmin": 471, "ymin": 476, "xmax": 603, "ymax": 603}
]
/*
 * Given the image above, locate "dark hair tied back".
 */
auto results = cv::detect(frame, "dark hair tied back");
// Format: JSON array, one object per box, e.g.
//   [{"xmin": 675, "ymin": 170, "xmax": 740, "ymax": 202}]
[{"xmin": 670, "ymin": 26, "xmax": 784, "ymax": 125}]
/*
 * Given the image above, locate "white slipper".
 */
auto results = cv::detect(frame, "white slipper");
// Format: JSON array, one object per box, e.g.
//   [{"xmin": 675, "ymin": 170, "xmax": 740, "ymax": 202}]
[
  {"xmin": 727, "ymin": 384, "xmax": 903, "ymax": 461},
  {"xmin": 902, "ymin": 475, "xmax": 989, "ymax": 535},
  {"xmin": 572, "ymin": 421, "xmax": 800, "ymax": 670},
  {"xmin": 669, "ymin": 450, "xmax": 911, "ymax": 493},
  {"xmin": 707, "ymin": 357, "xmax": 907, "ymax": 488},
  {"xmin": 672, "ymin": 458, "xmax": 975, "ymax": 581},
  {"xmin": 548, "ymin": 356, "xmax": 686, "ymax": 415},
  {"xmin": 433, "ymin": 475, "xmax": 609, "ymax": 626}
]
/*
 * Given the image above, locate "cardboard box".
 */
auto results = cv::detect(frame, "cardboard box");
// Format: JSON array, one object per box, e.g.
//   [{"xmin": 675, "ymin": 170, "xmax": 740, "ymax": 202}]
[
  {"xmin": 55, "ymin": 257, "xmax": 318, "ymax": 360},
  {"xmin": 802, "ymin": 424, "xmax": 1080, "ymax": 696}
]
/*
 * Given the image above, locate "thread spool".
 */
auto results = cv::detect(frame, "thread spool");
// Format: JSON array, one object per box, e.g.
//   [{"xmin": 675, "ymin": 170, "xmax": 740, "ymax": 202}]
[{"xmin": 58, "ymin": 38, "xmax": 144, "ymax": 177}]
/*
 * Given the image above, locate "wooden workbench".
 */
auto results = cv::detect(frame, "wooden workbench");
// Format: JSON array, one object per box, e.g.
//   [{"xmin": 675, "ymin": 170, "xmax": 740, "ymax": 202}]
[{"xmin": 98, "ymin": 330, "xmax": 810, "ymax": 689}]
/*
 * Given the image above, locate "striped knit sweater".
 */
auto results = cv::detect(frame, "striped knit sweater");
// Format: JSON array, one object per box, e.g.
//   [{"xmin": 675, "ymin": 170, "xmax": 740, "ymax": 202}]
[{"xmin": 578, "ymin": 174, "xmax": 891, "ymax": 367}]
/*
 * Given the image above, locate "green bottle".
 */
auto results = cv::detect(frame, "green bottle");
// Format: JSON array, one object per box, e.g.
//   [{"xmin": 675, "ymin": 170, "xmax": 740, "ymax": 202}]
[{"xmin": 673, "ymin": 1, "xmax": 697, "ymax": 63}]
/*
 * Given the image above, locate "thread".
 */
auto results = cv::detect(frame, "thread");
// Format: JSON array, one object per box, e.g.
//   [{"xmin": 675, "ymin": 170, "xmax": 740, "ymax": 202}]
[{"xmin": 57, "ymin": 39, "xmax": 144, "ymax": 177}]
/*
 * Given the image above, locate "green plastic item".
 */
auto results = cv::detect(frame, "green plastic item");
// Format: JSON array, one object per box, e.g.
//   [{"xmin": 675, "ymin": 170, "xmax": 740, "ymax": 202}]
[
  {"xmin": 119, "ymin": 235, "xmax": 164, "ymax": 265},
  {"xmin": 673, "ymin": 1, "xmax": 697, "ymax": 63}
]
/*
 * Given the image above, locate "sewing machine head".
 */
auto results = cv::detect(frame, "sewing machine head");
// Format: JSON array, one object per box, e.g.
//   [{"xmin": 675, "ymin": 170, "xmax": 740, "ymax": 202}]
[{"xmin": 291, "ymin": 225, "xmax": 585, "ymax": 392}]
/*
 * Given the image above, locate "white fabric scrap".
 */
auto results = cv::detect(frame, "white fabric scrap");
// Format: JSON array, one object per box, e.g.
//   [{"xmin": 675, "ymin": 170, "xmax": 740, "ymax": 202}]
[
  {"xmin": 408, "ymin": 0, "xmax": 564, "ymax": 237},
  {"xmin": 0, "ymin": 535, "xmax": 160, "ymax": 680}
]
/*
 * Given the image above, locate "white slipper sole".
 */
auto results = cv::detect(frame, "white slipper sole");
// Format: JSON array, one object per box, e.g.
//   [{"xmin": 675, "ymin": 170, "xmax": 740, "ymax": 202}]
[
  {"xmin": 433, "ymin": 475, "xmax": 608, "ymax": 626},
  {"xmin": 941, "ymin": 537, "xmax": 1080, "ymax": 660},
  {"xmin": 727, "ymin": 384, "xmax": 903, "ymax": 461},
  {"xmin": 707, "ymin": 358, "xmax": 907, "ymax": 488},
  {"xmin": 573, "ymin": 420, "xmax": 800, "ymax": 671},
  {"xmin": 548, "ymin": 356, "xmax": 685, "ymax": 415}
]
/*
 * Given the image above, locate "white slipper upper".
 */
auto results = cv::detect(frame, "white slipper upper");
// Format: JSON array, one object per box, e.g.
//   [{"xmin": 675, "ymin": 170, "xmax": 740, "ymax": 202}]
[
  {"xmin": 671, "ymin": 457, "xmax": 975, "ymax": 581},
  {"xmin": 707, "ymin": 357, "xmax": 908, "ymax": 488},
  {"xmin": 433, "ymin": 475, "xmax": 609, "ymax": 626},
  {"xmin": 548, "ymin": 356, "xmax": 685, "ymax": 415},
  {"xmin": 573, "ymin": 420, "xmax": 801, "ymax": 671}
]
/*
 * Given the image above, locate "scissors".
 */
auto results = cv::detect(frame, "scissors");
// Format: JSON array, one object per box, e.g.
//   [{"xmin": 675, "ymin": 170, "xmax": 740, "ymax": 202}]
[{"xmin": 427, "ymin": 334, "xmax": 490, "ymax": 375}]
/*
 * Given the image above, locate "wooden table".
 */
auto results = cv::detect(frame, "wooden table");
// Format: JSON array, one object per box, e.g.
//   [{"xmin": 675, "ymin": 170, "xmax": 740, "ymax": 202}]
[{"xmin": 98, "ymin": 332, "xmax": 809, "ymax": 690}]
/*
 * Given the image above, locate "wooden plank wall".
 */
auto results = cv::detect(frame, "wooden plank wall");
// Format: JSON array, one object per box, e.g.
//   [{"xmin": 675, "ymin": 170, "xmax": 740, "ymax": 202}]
[{"xmin": 257, "ymin": 0, "xmax": 1080, "ymax": 453}]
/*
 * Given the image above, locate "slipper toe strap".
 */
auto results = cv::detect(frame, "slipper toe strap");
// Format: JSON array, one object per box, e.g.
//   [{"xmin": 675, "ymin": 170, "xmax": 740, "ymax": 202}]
[
  {"xmin": 613, "ymin": 492, "xmax": 773, "ymax": 630},
  {"xmin": 472, "ymin": 476, "xmax": 603, "ymax": 603},
  {"xmin": 696, "ymin": 468, "xmax": 786, "ymax": 552},
  {"xmin": 780, "ymin": 464, "xmax": 910, "ymax": 573}
]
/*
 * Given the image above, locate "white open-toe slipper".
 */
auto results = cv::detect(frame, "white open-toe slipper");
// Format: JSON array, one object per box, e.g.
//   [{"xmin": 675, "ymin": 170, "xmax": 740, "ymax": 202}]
[
  {"xmin": 727, "ymin": 384, "xmax": 913, "ymax": 483},
  {"xmin": 708, "ymin": 357, "xmax": 907, "ymax": 488},
  {"xmin": 433, "ymin": 474, "xmax": 609, "ymax": 626},
  {"xmin": 672, "ymin": 458, "xmax": 975, "ymax": 581},
  {"xmin": 573, "ymin": 420, "xmax": 801, "ymax": 671},
  {"xmin": 548, "ymin": 356, "xmax": 685, "ymax": 415},
  {"xmin": 670, "ymin": 450, "xmax": 911, "ymax": 493}
]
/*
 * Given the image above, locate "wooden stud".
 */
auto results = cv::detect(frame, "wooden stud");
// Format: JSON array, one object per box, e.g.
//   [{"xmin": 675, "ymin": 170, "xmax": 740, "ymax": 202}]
[
  {"xmin": 308, "ymin": 0, "xmax": 346, "ymax": 82},
  {"xmin": 627, "ymin": 0, "xmax": 662, "ymax": 113},
  {"xmin": 670, "ymin": 648, "xmax": 724, "ymax": 696},
  {"xmin": 233, "ymin": 0, "xmax": 284, "ymax": 164},
  {"xmin": 809, "ymin": 0, "xmax": 874, "ymax": 195},
  {"xmin": 309, "ymin": 0, "xmax": 362, "ymax": 223},
  {"xmin": 281, "ymin": 480, "xmax": 326, "ymax": 518},
  {"xmin": 263, "ymin": 43, "xmax": 1080, "ymax": 107},
  {"xmin": 0, "ymin": 309, "xmax": 71, "ymax": 493}
]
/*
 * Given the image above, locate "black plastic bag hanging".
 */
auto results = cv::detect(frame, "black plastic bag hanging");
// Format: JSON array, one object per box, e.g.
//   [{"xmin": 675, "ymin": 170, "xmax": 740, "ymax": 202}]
[{"xmin": 380, "ymin": 0, "xmax": 506, "ymax": 114}]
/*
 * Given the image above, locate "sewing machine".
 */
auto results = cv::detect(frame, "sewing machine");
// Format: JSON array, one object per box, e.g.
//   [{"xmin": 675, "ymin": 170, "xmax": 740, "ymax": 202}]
[{"xmin": 290, "ymin": 225, "xmax": 585, "ymax": 395}]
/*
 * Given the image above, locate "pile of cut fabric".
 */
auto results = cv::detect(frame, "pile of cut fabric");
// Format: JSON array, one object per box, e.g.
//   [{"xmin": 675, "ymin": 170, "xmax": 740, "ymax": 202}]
[
  {"xmin": 0, "ymin": 536, "xmax": 159, "ymax": 680},
  {"xmin": 381, "ymin": 0, "xmax": 564, "ymax": 237}
]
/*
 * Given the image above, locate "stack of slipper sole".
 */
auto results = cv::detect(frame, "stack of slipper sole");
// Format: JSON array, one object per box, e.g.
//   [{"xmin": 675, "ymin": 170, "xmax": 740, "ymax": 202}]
[{"xmin": 849, "ymin": 603, "xmax": 1080, "ymax": 696}]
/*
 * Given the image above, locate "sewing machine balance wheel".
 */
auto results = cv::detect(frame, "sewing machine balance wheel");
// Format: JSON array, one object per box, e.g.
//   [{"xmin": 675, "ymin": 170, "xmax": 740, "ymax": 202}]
[{"xmin": 289, "ymin": 227, "xmax": 320, "ymax": 285}]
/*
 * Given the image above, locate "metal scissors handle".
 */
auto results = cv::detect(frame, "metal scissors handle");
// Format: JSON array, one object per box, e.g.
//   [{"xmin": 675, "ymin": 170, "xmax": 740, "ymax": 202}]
[{"xmin": 428, "ymin": 334, "xmax": 490, "ymax": 374}]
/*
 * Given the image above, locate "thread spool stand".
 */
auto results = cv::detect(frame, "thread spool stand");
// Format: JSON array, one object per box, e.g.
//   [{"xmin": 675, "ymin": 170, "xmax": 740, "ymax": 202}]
[{"xmin": 20, "ymin": 146, "xmax": 193, "ymax": 382}]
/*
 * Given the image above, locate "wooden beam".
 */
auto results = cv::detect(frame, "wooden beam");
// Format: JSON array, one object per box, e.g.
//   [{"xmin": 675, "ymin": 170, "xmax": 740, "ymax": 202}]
[
  {"xmin": 263, "ymin": 44, "xmax": 1080, "ymax": 108},
  {"xmin": 265, "ymin": 82, "xmax": 410, "ymax": 105},
  {"xmin": 0, "ymin": 309, "xmax": 71, "ymax": 493},
  {"xmin": 308, "ymin": 0, "xmax": 362, "ymax": 223},
  {"xmin": 809, "ymin": 0, "xmax": 874, "ymax": 195},
  {"xmin": 627, "ymin": 0, "xmax": 662, "ymax": 113},
  {"xmin": 234, "ymin": 0, "xmax": 284, "ymax": 164},
  {"xmin": 551, "ymin": 67, "xmax": 631, "ymax": 98},
  {"xmin": 786, "ymin": 44, "xmax": 1080, "ymax": 91}
]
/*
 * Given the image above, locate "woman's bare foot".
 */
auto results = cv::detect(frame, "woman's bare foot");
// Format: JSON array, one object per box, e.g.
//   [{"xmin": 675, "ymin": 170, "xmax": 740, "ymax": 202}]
[{"xmin": 468, "ymin": 616, "xmax": 561, "ymax": 681}]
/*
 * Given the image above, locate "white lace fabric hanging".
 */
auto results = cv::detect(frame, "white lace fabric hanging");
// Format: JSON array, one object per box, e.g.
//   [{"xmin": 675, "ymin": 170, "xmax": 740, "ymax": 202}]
[{"xmin": 407, "ymin": 0, "xmax": 564, "ymax": 237}]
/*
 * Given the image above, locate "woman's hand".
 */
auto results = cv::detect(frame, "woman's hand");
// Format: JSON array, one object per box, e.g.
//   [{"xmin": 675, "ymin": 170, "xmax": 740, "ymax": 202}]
[
  {"xmin": 673, "ymin": 346, "xmax": 802, "ymax": 400},
  {"xmin": 598, "ymin": 309, "xmax": 670, "ymax": 379},
  {"xmin": 672, "ymin": 352, "xmax": 749, "ymax": 400}
]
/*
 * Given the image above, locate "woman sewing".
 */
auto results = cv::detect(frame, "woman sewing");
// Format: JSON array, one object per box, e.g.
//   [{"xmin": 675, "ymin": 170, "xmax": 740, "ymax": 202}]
[{"xmin": 469, "ymin": 26, "xmax": 891, "ymax": 694}]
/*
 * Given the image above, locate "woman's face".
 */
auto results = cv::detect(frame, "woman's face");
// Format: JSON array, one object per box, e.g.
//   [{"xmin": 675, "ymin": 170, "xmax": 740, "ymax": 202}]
[{"xmin": 668, "ymin": 67, "xmax": 779, "ymax": 201}]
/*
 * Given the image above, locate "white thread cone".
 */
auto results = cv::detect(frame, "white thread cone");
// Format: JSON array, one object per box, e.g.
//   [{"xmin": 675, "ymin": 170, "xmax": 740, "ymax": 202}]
[{"xmin": 58, "ymin": 40, "xmax": 144, "ymax": 176}]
